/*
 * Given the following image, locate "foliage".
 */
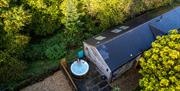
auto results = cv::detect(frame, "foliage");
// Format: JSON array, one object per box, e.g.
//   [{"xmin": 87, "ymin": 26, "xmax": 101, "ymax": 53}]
[
  {"xmin": 42, "ymin": 33, "xmax": 67, "ymax": 60},
  {"xmin": 112, "ymin": 86, "xmax": 121, "ymax": 91},
  {"xmin": 61, "ymin": 0, "xmax": 85, "ymax": 46},
  {"xmin": 25, "ymin": 32, "xmax": 66, "ymax": 61},
  {"xmin": 83, "ymin": 0, "xmax": 130, "ymax": 29},
  {"xmin": 139, "ymin": 29, "xmax": 180, "ymax": 91},
  {"xmin": 0, "ymin": 0, "xmax": 10, "ymax": 8},
  {"xmin": 5, "ymin": 34, "xmax": 30, "ymax": 58},
  {"xmin": 83, "ymin": 0, "xmax": 174, "ymax": 30},
  {"xmin": 23, "ymin": 0, "xmax": 62, "ymax": 36},
  {"xmin": 0, "ymin": 5, "xmax": 30, "ymax": 84},
  {"xmin": 0, "ymin": 0, "xmax": 176, "ymax": 89},
  {"xmin": 45, "ymin": 44, "xmax": 66, "ymax": 60},
  {"xmin": 0, "ymin": 5, "xmax": 31, "ymax": 33},
  {"xmin": 142, "ymin": 0, "xmax": 174, "ymax": 10},
  {"xmin": 0, "ymin": 51, "xmax": 26, "ymax": 83},
  {"xmin": 61, "ymin": 0, "xmax": 82, "ymax": 34},
  {"xmin": 0, "ymin": 5, "xmax": 30, "ymax": 58}
]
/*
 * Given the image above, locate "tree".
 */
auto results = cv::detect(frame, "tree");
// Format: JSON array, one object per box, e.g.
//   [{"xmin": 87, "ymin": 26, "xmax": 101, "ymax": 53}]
[
  {"xmin": 0, "ymin": 5, "xmax": 29, "ymax": 84},
  {"xmin": 61, "ymin": 0, "xmax": 84, "ymax": 47},
  {"xmin": 4, "ymin": 34, "xmax": 30, "ymax": 58},
  {"xmin": 83, "ymin": 0, "xmax": 133, "ymax": 29},
  {"xmin": 0, "ymin": 0, "xmax": 10, "ymax": 8},
  {"xmin": 0, "ymin": 5, "xmax": 31, "ymax": 58},
  {"xmin": 0, "ymin": 51, "xmax": 26, "ymax": 83},
  {"xmin": 23, "ymin": 0, "xmax": 62, "ymax": 36},
  {"xmin": 0, "ymin": 5, "xmax": 31, "ymax": 33},
  {"xmin": 139, "ymin": 29, "xmax": 180, "ymax": 91},
  {"xmin": 142, "ymin": 0, "xmax": 173, "ymax": 10},
  {"xmin": 61, "ymin": 0, "xmax": 82, "ymax": 35}
]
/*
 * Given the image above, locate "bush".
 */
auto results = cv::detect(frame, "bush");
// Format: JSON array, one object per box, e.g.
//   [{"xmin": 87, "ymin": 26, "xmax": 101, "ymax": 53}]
[
  {"xmin": 5, "ymin": 34, "xmax": 30, "ymax": 58},
  {"xmin": 0, "ymin": 5, "xmax": 31, "ymax": 33},
  {"xmin": 142, "ymin": 0, "xmax": 174, "ymax": 10},
  {"xmin": 112, "ymin": 86, "xmax": 121, "ymax": 91},
  {"xmin": 0, "ymin": 0, "xmax": 10, "ymax": 8},
  {"xmin": 83, "ymin": 0, "xmax": 130, "ymax": 29},
  {"xmin": 24, "ymin": 0, "xmax": 62, "ymax": 36},
  {"xmin": 0, "ymin": 51, "xmax": 26, "ymax": 83},
  {"xmin": 25, "ymin": 32, "xmax": 66, "ymax": 61},
  {"xmin": 83, "ymin": 0, "xmax": 174, "ymax": 30},
  {"xmin": 45, "ymin": 44, "xmax": 66, "ymax": 60},
  {"xmin": 42, "ymin": 33, "xmax": 67, "ymax": 60},
  {"xmin": 0, "ymin": 32, "xmax": 30, "ymax": 60},
  {"xmin": 139, "ymin": 30, "xmax": 180, "ymax": 91},
  {"xmin": 61, "ymin": 0, "xmax": 86, "ymax": 47},
  {"xmin": 0, "ymin": 4, "xmax": 29, "ymax": 84},
  {"xmin": 61, "ymin": 0, "xmax": 83, "ymax": 35}
]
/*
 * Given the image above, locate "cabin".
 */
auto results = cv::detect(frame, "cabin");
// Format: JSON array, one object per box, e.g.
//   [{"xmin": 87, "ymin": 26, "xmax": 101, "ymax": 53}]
[{"xmin": 83, "ymin": 7, "xmax": 180, "ymax": 81}]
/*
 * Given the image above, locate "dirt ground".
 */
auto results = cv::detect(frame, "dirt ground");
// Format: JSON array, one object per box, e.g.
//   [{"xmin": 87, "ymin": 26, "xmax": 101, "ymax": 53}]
[
  {"xmin": 21, "ymin": 71, "xmax": 72, "ymax": 91},
  {"xmin": 21, "ymin": 67, "xmax": 141, "ymax": 91},
  {"xmin": 111, "ymin": 67, "xmax": 141, "ymax": 91}
]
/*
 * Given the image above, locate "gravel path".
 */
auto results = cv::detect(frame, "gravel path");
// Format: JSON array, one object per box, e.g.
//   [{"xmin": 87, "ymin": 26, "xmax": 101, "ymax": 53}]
[{"xmin": 21, "ymin": 71, "xmax": 72, "ymax": 91}]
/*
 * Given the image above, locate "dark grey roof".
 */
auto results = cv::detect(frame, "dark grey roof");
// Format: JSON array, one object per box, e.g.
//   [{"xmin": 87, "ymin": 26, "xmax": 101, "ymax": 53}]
[
  {"xmin": 84, "ymin": 7, "xmax": 180, "ymax": 71},
  {"xmin": 150, "ymin": 7, "xmax": 180, "ymax": 36},
  {"xmin": 96, "ymin": 23, "xmax": 155, "ymax": 71},
  {"xmin": 84, "ymin": 7, "xmax": 178, "ymax": 46}
]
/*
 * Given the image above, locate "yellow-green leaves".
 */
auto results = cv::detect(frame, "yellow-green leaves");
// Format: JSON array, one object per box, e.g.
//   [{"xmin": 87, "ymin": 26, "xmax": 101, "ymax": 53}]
[
  {"xmin": 142, "ymin": 0, "xmax": 173, "ymax": 10},
  {"xmin": 0, "ymin": 51, "xmax": 26, "ymax": 83},
  {"xmin": 61, "ymin": 0, "xmax": 80, "ymax": 32},
  {"xmin": 0, "ymin": 0, "xmax": 10, "ymax": 7},
  {"xmin": 169, "ymin": 50, "xmax": 179, "ymax": 59},
  {"xmin": 169, "ymin": 76, "xmax": 177, "ymax": 83},
  {"xmin": 160, "ymin": 79, "xmax": 169, "ymax": 87},
  {"xmin": 0, "ymin": 6, "xmax": 31, "ymax": 33},
  {"xmin": 83, "ymin": 0, "xmax": 129, "ymax": 29},
  {"xmin": 139, "ymin": 29, "xmax": 180, "ymax": 91},
  {"xmin": 25, "ymin": 0, "xmax": 47, "ymax": 9},
  {"xmin": 14, "ymin": 35, "xmax": 30, "ymax": 45},
  {"xmin": 22, "ymin": 0, "xmax": 62, "ymax": 36},
  {"xmin": 174, "ymin": 65, "xmax": 180, "ymax": 72}
]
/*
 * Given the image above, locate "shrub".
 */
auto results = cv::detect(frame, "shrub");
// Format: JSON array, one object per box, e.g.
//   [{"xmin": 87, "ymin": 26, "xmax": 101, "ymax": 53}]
[
  {"xmin": 25, "ymin": 32, "xmax": 66, "ymax": 61},
  {"xmin": 83, "ymin": 0, "xmax": 174, "ymax": 30},
  {"xmin": 61, "ymin": 0, "xmax": 85, "ymax": 47},
  {"xmin": 83, "ymin": 0, "xmax": 131, "ymax": 29},
  {"xmin": 5, "ymin": 34, "xmax": 30, "ymax": 58},
  {"xmin": 142, "ymin": 0, "xmax": 174, "ymax": 10},
  {"xmin": 0, "ymin": 51, "xmax": 26, "ymax": 83},
  {"xmin": 61, "ymin": 0, "xmax": 83, "ymax": 35},
  {"xmin": 112, "ymin": 86, "xmax": 121, "ymax": 91},
  {"xmin": 24, "ymin": 0, "xmax": 62, "ymax": 36},
  {"xmin": 45, "ymin": 44, "xmax": 66, "ymax": 60},
  {"xmin": 0, "ymin": 5, "xmax": 31, "ymax": 33},
  {"xmin": 42, "ymin": 33, "xmax": 66, "ymax": 60},
  {"xmin": 139, "ymin": 29, "xmax": 180, "ymax": 91},
  {"xmin": 0, "ymin": 0, "xmax": 10, "ymax": 7},
  {"xmin": 24, "ymin": 44, "xmax": 46, "ymax": 61}
]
